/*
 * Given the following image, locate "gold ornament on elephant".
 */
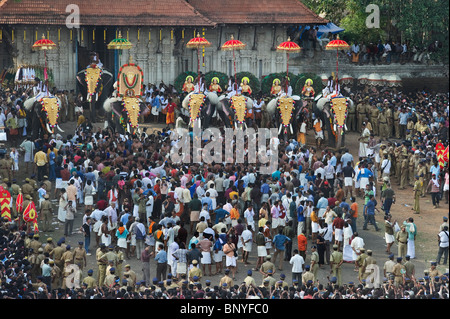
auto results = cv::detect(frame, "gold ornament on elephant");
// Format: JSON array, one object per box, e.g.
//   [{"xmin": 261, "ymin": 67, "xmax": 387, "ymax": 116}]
[
  {"xmin": 40, "ymin": 97, "xmax": 60, "ymax": 128},
  {"xmin": 277, "ymin": 97, "xmax": 294, "ymax": 127},
  {"xmin": 122, "ymin": 97, "xmax": 140, "ymax": 128},
  {"xmin": 231, "ymin": 95, "xmax": 247, "ymax": 124},
  {"xmin": 330, "ymin": 97, "xmax": 348, "ymax": 128},
  {"xmin": 188, "ymin": 93, "xmax": 205, "ymax": 125},
  {"xmin": 85, "ymin": 66, "xmax": 102, "ymax": 101}
]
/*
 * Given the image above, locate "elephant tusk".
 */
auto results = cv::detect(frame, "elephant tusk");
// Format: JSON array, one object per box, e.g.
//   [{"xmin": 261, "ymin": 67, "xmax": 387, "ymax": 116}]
[
  {"xmin": 290, "ymin": 124, "xmax": 293, "ymax": 135},
  {"xmin": 56, "ymin": 124, "xmax": 65, "ymax": 132},
  {"xmin": 127, "ymin": 123, "xmax": 131, "ymax": 134},
  {"xmin": 278, "ymin": 124, "xmax": 282, "ymax": 136},
  {"xmin": 46, "ymin": 123, "xmax": 54, "ymax": 134}
]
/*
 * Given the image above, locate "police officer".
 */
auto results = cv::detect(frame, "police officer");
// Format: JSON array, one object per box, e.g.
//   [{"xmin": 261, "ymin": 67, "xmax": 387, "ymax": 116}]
[
  {"xmin": 392, "ymin": 257, "xmax": 406, "ymax": 287},
  {"xmin": 378, "ymin": 109, "xmax": 388, "ymax": 139},
  {"xmin": 370, "ymin": 103, "xmax": 380, "ymax": 136},
  {"xmin": 330, "ymin": 244, "xmax": 343, "ymax": 286},
  {"xmin": 399, "ymin": 154, "xmax": 409, "ymax": 190},
  {"xmin": 73, "ymin": 241, "xmax": 87, "ymax": 272},
  {"xmin": 40, "ymin": 194, "xmax": 53, "ymax": 232},
  {"xmin": 347, "ymin": 99, "xmax": 357, "ymax": 132}
]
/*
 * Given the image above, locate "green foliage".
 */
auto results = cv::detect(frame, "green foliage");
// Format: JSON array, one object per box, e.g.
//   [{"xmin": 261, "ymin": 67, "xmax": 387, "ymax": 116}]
[
  {"xmin": 234, "ymin": 71, "xmax": 260, "ymax": 95},
  {"xmin": 261, "ymin": 72, "xmax": 299, "ymax": 96},
  {"xmin": 204, "ymin": 71, "xmax": 229, "ymax": 92},
  {"xmin": 295, "ymin": 73, "xmax": 323, "ymax": 97},
  {"xmin": 174, "ymin": 71, "xmax": 197, "ymax": 94}
]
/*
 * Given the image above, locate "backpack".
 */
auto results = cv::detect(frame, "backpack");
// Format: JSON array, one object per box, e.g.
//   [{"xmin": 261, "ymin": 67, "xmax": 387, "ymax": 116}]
[{"xmin": 135, "ymin": 225, "xmax": 146, "ymax": 240}]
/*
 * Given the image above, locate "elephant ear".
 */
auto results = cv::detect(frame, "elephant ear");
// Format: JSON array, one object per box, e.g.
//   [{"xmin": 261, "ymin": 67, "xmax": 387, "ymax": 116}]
[
  {"xmin": 246, "ymin": 97, "xmax": 253, "ymax": 110},
  {"xmin": 206, "ymin": 91, "xmax": 219, "ymax": 106},
  {"xmin": 182, "ymin": 92, "xmax": 193, "ymax": 110},
  {"xmin": 24, "ymin": 97, "xmax": 36, "ymax": 111},
  {"xmin": 103, "ymin": 97, "xmax": 120, "ymax": 113},
  {"xmin": 316, "ymin": 97, "xmax": 328, "ymax": 112},
  {"xmin": 266, "ymin": 98, "xmax": 278, "ymax": 115}
]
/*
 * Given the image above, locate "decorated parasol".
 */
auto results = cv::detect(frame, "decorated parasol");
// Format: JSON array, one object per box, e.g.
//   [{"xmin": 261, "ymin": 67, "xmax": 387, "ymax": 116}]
[
  {"xmin": 107, "ymin": 31, "xmax": 133, "ymax": 69},
  {"xmin": 325, "ymin": 35, "xmax": 350, "ymax": 93},
  {"xmin": 186, "ymin": 33, "xmax": 211, "ymax": 75},
  {"xmin": 221, "ymin": 35, "xmax": 246, "ymax": 89},
  {"xmin": 276, "ymin": 37, "xmax": 301, "ymax": 92},
  {"xmin": 32, "ymin": 34, "xmax": 57, "ymax": 96}
]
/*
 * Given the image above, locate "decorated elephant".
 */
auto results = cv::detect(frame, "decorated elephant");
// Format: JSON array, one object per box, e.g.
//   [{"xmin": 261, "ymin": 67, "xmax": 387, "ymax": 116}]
[
  {"xmin": 76, "ymin": 63, "xmax": 114, "ymax": 122},
  {"xmin": 24, "ymin": 95, "xmax": 64, "ymax": 140},
  {"xmin": 266, "ymin": 95, "xmax": 306, "ymax": 141},
  {"xmin": 314, "ymin": 95, "xmax": 354, "ymax": 149},
  {"xmin": 181, "ymin": 91, "xmax": 232, "ymax": 129},
  {"xmin": 216, "ymin": 94, "xmax": 254, "ymax": 130},
  {"xmin": 103, "ymin": 96, "xmax": 147, "ymax": 135}
]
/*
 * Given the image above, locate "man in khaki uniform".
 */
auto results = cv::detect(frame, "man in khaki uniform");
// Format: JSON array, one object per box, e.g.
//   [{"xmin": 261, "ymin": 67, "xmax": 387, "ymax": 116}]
[
  {"xmin": 399, "ymin": 154, "xmax": 409, "ymax": 189},
  {"xmin": 82, "ymin": 269, "xmax": 97, "ymax": 289},
  {"xmin": 22, "ymin": 179, "xmax": 34, "ymax": 200},
  {"xmin": 50, "ymin": 260, "xmax": 63, "ymax": 289},
  {"xmin": 393, "ymin": 107, "xmax": 401, "ymax": 138},
  {"xmin": 61, "ymin": 245, "xmax": 74, "ymax": 267},
  {"xmin": 361, "ymin": 249, "xmax": 377, "ymax": 286},
  {"xmin": 369, "ymin": 104, "xmax": 380, "ymax": 136},
  {"xmin": 73, "ymin": 241, "xmax": 87, "ymax": 272},
  {"xmin": 404, "ymin": 255, "xmax": 415, "ymax": 283},
  {"xmin": 394, "ymin": 147, "xmax": 402, "ymax": 183},
  {"xmin": 29, "ymin": 234, "xmax": 42, "ymax": 252},
  {"xmin": 409, "ymin": 152, "xmax": 419, "ymax": 186},
  {"xmin": 396, "ymin": 226, "xmax": 408, "ymax": 258},
  {"xmin": 10, "ymin": 180, "xmax": 21, "ymax": 219},
  {"xmin": 0, "ymin": 156, "xmax": 8, "ymax": 181},
  {"xmin": 330, "ymin": 244, "xmax": 343, "ymax": 286},
  {"xmin": 259, "ymin": 255, "xmax": 276, "ymax": 278},
  {"xmin": 356, "ymin": 99, "xmax": 367, "ymax": 133},
  {"xmin": 392, "ymin": 257, "xmax": 406, "ymax": 287},
  {"xmin": 50, "ymin": 241, "xmax": 66, "ymax": 270},
  {"xmin": 44, "ymin": 237, "xmax": 56, "ymax": 255},
  {"xmin": 377, "ymin": 109, "xmax": 388, "ymax": 139},
  {"xmin": 385, "ymin": 105, "xmax": 393, "ymax": 138},
  {"xmin": 114, "ymin": 245, "xmax": 125, "ymax": 280},
  {"xmin": 42, "ymin": 176, "xmax": 52, "ymax": 199},
  {"xmin": 219, "ymin": 268, "xmax": 234, "ymax": 287},
  {"xmin": 347, "ymin": 99, "xmax": 357, "ymax": 132},
  {"xmin": 417, "ymin": 161, "xmax": 427, "ymax": 197},
  {"xmin": 40, "ymin": 194, "xmax": 53, "ymax": 232},
  {"xmin": 310, "ymin": 245, "xmax": 320, "ymax": 279},
  {"xmin": 96, "ymin": 244, "xmax": 108, "ymax": 286},
  {"xmin": 301, "ymin": 265, "xmax": 315, "ymax": 285},
  {"xmin": 356, "ymin": 247, "xmax": 368, "ymax": 283},
  {"xmin": 123, "ymin": 264, "xmax": 137, "ymax": 287}
]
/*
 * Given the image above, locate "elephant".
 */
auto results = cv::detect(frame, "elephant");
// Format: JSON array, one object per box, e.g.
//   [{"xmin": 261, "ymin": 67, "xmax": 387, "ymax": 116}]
[
  {"xmin": 24, "ymin": 95, "xmax": 64, "ymax": 141},
  {"xmin": 103, "ymin": 96, "xmax": 147, "ymax": 135},
  {"xmin": 314, "ymin": 95, "xmax": 354, "ymax": 149},
  {"xmin": 76, "ymin": 64, "xmax": 114, "ymax": 122},
  {"xmin": 181, "ymin": 91, "xmax": 232, "ymax": 129},
  {"xmin": 216, "ymin": 94, "xmax": 254, "ymax": 130},
  {"xmin": 266, "ymin": 95, "xmax": 307, "ymax": 141}
]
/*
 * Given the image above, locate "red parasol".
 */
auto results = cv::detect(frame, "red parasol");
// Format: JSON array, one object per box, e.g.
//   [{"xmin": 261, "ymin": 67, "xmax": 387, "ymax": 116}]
[
  {"xmin": 186, "ymin": 33, "xmax": 211, "ymax": 74},
  {"xmin": 32, "ymin": 34, "xmax": 57, "ymax": 95},
  {"xmin": 221, "ymin": 35, "xmax": 246, "ymax": 88},
  {"xmin": 326, "ymin": 35, "xmax": 350, "ymax": 93},
  {"xmin": 277, "ymin": 37, "xmax": 301, "ymax": 91}
]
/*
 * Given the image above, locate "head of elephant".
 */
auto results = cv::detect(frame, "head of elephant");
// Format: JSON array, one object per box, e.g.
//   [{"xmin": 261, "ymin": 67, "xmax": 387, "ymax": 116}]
[
  {"xmin": 84, "ymin": 65, "xmax": 103, "ymax": 102},
  {"xmin": 104, "ymin": 96, "xmax": 145, "ymax": 134},
  {"xmin": 230, "ymin": 95, "xmax": 248, "ymax": 124},
  {"xmin": 277, "ymin": 97, "xmax": 295, "ymax": 127},
  {"xmin": 24, "ymin": 96, "xmax": 64, "ymax": 134}
]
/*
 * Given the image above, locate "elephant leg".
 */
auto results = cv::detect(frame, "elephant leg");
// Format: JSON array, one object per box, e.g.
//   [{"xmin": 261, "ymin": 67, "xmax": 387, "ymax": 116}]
[{"xmin": 90, "ymin": 100, "xmax": 96, "ymax": 123}]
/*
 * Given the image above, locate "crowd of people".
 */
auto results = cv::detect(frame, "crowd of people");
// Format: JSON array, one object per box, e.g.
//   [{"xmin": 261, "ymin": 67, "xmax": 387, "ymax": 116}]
[{"xmin": 0, "ymin": 77, "xmax": 448, "ymax": 300}]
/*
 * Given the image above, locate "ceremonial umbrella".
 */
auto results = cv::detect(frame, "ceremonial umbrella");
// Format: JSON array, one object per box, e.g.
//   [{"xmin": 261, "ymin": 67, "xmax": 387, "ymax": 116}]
[
  {"xmin": 186, "ymin": 33, "xmax": 211, "ymax": 75},
  {"xmin": 107, "ymin": 31, "xmax": 133, "ymax": 71},
  {"xmin": 276, "ymin": 37, "xmax": 301, "ymax": 91},
  {"xmin": 221, "ymin": 35, "xmax": 246, "ymax": 88},
  {"xmin": 325, "ymin": 35, "xmax": 350, "ymax": 93},
  {"xmin": 32, "ymin": 34, "xmax": 57, "ymax": 95}
]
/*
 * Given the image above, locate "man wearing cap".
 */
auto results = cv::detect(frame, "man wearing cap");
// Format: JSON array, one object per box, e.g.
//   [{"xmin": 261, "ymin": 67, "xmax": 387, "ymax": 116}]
[
  {"xmin": 395, "ymin": 225, "xmax": 408, "ymax": 259},
  {"xmin": 417, "ymin": 161, "xmax": 427, "ymax": 197},
  {"xmin": 40, "ymin": 194, "xmax": 53, "ymax": 232},
  {"xmin": 380, "ymin": 181, "xmax": 395, "ymax": 216},
  {"xmin": 440, "ymin": 216, "xmax": 449, "ymax": 232},
  {"xmin": 104, "ymin": 267, "xmax": 117, "ymax": 287},
  {"xmin": 412, "ymin": 175, "xmax": 422, "ymax": 214},
  {"xmin": 383, "ymin": 253, "xmax": 396, "ymax": 279},
  {"xmin": 427, "ymin": 261, "xmax": 442, "ymax": 279},
  {"xmin": 82, "ymin": 269, "xmax": 97, "ymax": 289},
  {"xmin": 330, "ymin": 244, "xmax": 343, "ymax": 286},
  {"xmin": 301, "ymin": 265, "xmax": 315, "ymax": 285},
  {"xmin": 50, "ymin": 239, "xmax": 66, "ymax": 270},
  {"xmin": 73, "ymin": 241, "xmax": 87, "ymax": 272},
  {"xmin": 50, "ymin": 259, "xmax": 63, "ymax": 289},
  {"xmin": 219, "ymin": 268, "xmax": 234, "ymax": 288},
  {"xmin": 399, "ymin": 154, "xmax": 409, "ymax": 190},
  {"xmin": 95, "ymin": 244, "xmax": 108, "ymax": 286},
  {"xmin": 355, "ymin": 247, "xmax": 368, "ymax": 283},
  {"xmin": 290, "ymin": 249, "xmax": 305, "ymax": 284},
  {"xmin": 377, "ymin": 108, "xmax": 388, "ymax": 139},
  {"xmin": 44, "ymin": 237, "xmax": 55, "ymax": 255},
  {"xmin": 188, "ymin": 259, "xmax": 202, "ymax": 283},
  {"xmin": 392, "ymin": 257, "xmax": 406, "ymax": 287},
  {"xmin": 244, "ymin": 269, "xmax": 257, "ymax": 288},
  {"xmin": 356, "ymin": 98, "xmax": 367, "ymax": 133}
]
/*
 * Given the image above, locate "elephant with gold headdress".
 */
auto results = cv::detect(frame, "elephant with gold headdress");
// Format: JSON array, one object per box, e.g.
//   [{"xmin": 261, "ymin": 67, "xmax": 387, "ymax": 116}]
[
  {"xmin": 314, "ymin": 94, "xmax": 354, "ymax": 149},
  {"xmin": 266, "ymin": 94, "xmax": 307, "ymax": 141},
  {"xmin": 24, "ymin": 95, "xmax": 64, "ymax": 140},
  {"xmin": 76, "ymin": 63, "xmax": 114, "ymax": 122},
  {"xmin": 103, "ymin": 96, "xmax": 147, "ymax": 135}
]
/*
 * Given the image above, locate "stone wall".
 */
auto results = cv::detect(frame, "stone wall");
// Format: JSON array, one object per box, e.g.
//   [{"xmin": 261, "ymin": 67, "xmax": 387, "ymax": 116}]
[{"xmin": 3, "ymin": 25, "xmax": 448, "ymax": 92}]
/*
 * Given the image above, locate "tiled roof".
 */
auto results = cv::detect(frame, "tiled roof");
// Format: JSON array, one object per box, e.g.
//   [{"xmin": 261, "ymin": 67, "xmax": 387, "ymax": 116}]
[
  {"xmin": 187, "ymin": 0, "xmax": 327, "ymax": 25},
  {"xmin": 0, "ymin": 0, "xmax": 326, "ymax": 26},
  {"xmin": 0, "ymin": 0, "xmax": 215, "ymax": 27}
]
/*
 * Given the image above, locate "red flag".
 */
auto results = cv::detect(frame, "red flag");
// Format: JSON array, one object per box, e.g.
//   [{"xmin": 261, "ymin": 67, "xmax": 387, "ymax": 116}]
[
  {"xmin": 32, "ymin": 220, "xmax": 39, "ymax": 233},
  {"xmin": 436, "ymin": 143, "xmax": 446, "ymax": 169},
  {"xmin": 444, "ymin": 146, "xmax": 449, "ymax": 163},
  {"xmin": 23, "ymin": 202, "xmax": 38, "ymax": 223},
  {"xmin": 16, "ymin": 193, "xmax": 23, "ymax": 214}
]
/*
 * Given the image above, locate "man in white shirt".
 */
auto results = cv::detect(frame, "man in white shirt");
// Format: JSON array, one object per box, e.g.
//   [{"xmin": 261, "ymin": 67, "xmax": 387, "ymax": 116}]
[
  {"xmin": 380, "ymin": 154, "xmax": 391, "ymax": 180},
  {"xmin": 241, "ymin": 225, "xmax": 253, "ymax": 264},
  {"xmin": 289, "ymin": 249, "xmax": 305, "ymax": 284},
  {"xmin": 244, "ymin": 205, "xmax": 255, "ymax": 232}
]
